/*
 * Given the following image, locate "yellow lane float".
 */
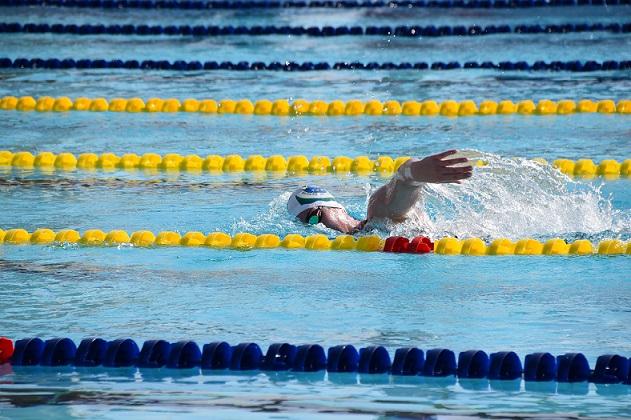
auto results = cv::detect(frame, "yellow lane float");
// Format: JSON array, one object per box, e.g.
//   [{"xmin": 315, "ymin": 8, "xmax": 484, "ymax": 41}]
[
  {"xmin": 0, "ymin": 228, "xmax": 628, "ymax": 256},
  {"xmin": 2, "ymin": 150, "xmax": 628, "ymax": 178},
  {"xmin": 2, "ymin": 96, "xmax": 629, "ymax": 116}
]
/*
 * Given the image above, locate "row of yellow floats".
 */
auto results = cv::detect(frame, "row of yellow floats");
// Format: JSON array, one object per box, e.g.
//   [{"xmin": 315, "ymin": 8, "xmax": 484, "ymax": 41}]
[
  {"xmin": 1, "ymin": 228, "xmax": 629, "ymax": 255},
  {"xmin": 0, "ymin": 228, "xmax": 384, "ymax": 251},
  {"xmin": 1, "ymin": 96, "xmax": 630, "ymax": 116},
  {"xmin": 2, "ymin": 151, "xmax": 630, "ymax": 178},
  {"xmin": 435, "ymin": 237, "xmax": 629, "ymax": 256}
]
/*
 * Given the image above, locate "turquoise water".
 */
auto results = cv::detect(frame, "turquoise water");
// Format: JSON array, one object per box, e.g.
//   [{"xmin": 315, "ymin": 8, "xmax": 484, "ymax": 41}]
[{"xmin": 1, "ymin": 3, "xmax": 631, "ymax": 419}]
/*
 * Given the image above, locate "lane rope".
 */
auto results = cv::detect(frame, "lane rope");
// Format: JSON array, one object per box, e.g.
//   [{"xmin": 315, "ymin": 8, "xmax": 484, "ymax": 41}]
[
  {"xmin": 1, "ymin": 0, "xmax": 628, "ymax": 9},
  {"xmin": 1, "ymin": 336, "xmax": 630, "ymax": 386},
  {"xmin": 0, "ymin": 228, "xmax": 629, "ymax": 255},
  {"xmin": 1, "ymin": 151, "xmax": 629, "ymax": 178},
  {"xmin": 2, "ymin": 57, "xmax": 630, "ymax": 72},
  {"xmin": 2, "ymin": 22, "xmax": 629, "ymax": 37},
  {"xmin": 1, "ymin": 96, "xmax": 630, "ymax": 116}
]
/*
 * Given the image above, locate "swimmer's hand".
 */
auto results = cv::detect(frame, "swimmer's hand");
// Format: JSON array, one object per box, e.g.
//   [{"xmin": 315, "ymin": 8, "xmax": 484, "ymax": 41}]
[
  {"xmin": 405, "ymin": 150, "xmax": 473, "ymax": 184},
  {"xmin": 368, "ymin": 150, "xmax": 471, "ymax": 221}
]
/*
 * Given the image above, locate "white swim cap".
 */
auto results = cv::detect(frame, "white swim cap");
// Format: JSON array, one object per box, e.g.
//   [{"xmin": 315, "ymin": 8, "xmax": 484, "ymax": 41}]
[{"xmin": 287, "ymin": 185, "xmax": 345, "ymax": 217}]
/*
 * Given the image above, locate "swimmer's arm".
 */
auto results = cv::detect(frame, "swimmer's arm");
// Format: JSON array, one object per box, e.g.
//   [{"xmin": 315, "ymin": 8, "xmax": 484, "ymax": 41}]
[{"xmin": 367, "ymin": 150, "xmax": 472, "ymax": 222}]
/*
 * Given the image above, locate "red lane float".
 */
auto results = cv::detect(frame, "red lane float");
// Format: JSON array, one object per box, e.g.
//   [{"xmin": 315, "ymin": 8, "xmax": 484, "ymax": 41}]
[
  {"xmin": 0, "ymin": 337, "xmax": 14, "ymax": 364},
  {"xmin": 384, "ymin": 236, "xmax": 434, "ymax": 253}
]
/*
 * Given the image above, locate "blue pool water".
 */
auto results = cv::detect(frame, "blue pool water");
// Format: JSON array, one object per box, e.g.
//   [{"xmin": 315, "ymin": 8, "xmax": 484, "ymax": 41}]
[{"xmin": 1, "ymin": 2, "xmax": 631, "ymax": 418}]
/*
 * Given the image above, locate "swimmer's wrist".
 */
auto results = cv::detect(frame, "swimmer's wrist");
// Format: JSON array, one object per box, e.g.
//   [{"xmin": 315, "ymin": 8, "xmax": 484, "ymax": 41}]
[{"xmin": 394, "ymin": 159, "xmax": 424, "ymax": 187}]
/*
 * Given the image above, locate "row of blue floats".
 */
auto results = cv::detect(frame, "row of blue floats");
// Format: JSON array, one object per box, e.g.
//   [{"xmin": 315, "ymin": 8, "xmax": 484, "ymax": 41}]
[
  {"xmin": 1, "ymin": 23, "xmax": 629, "ymax": 36},
  {"xmin": 1, "ymin": 0, "xmax": 627, "ymax": 9},
  {"xmin": 2, "ymin": 58, "xmax": 630, "ymax": 72},
  {"xmin": 8, "ymin": 337, "xmax": 631, "ymax": 385}
]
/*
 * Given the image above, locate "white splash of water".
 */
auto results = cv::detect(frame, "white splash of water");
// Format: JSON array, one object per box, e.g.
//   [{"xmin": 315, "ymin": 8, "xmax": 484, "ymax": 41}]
[
  {"xmin": 387, "ymin": 151, "xmax": 625, "ymax": 241},
  {"xmin": 231, "ymin": 191, "xmax": 294, "ymax": 234},
  {"xmin": 233, "ymin": 151, "xmax": 628, "ymax": 241}
]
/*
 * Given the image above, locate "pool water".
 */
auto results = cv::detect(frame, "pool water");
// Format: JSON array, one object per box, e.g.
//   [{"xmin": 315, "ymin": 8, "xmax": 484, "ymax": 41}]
[{"xmin": 1, "ymin": 2, "xmax": 631, "ymax": 419}]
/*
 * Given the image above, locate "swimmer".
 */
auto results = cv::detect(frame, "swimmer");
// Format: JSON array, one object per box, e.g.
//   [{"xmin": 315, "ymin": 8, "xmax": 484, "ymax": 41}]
[{"xmin": 287, "ymin": 150, "xmax": 472, "ymax": 233}]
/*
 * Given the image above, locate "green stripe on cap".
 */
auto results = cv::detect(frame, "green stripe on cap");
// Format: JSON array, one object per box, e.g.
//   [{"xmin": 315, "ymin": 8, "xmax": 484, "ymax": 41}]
[{"xmin": 296, "ymin": 196, "xmax": 335, "ymax": 205}]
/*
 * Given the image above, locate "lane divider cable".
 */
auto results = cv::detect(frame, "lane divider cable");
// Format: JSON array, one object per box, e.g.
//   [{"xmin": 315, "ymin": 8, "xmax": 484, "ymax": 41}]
[
  {"xmin": 1, "ymin": 0, "xmax": 627, "ymax": 9},
  {"xmin": 2, "ymin": 57, "xmax": 630, "ymax": 72},
  {"xmin": 1, "ymin": 96, "xmax": 629, "ymax": 116},
  {"xmin": 1, "ymin": 151, "xmax": 629, "ymax": 178},
  {"xmin": 1, "ymin": 22, "xmax": 629, "ymax": 37},
  {"xmin": 1, "ymin": 336, "xmax": 629, "ymax": 386},
  {"xmin": 0, "ymin": 228, "xmax": 629, "ymax": 255}
]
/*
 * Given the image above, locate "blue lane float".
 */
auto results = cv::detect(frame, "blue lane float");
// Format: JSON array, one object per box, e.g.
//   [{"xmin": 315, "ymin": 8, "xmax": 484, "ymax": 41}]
[
  {"xmin": 11, "ymin": 338, "xmax": 45, "ymax": 366},
  {"xmin": 1, "ymin": 57, "xmax": 630, "ymax": 72},
  {"xmin": 262, "ymin": 343, "xmax": 297, "ymax": 371},
  {"xmin": 392, "ymin": 347, "xmax": 425, "ymax": 375},
  {"xmin": 103, "ymin": 338, "xmax": 139, "ymax": 367},
  {"xmin": 489, "ymin": 351, "xmax": 523, "ymax": 380},
  {"xmin": 293, "ymin": 344, "xmax": 327, "ymax": 372},
  {"xmin": 41, "ymin": 338, "xmax": 76, "ymax": 366},
  {"xmin": 591, "ymin": 355, "xmax": 630, "ymax": 384},
  {"xmin": 524, "ymin": 352, "xmax": 556, "ymax": 381},
  {"xmin": 1, "ymin": 22, "xmax": 629, "ymax": 37},
  {"xmin": 230, "ymin": 342, "xmax": 263, "ymax": 370},
  {"xmin": 168, "ymin": 341, "xmax": 202, "ymax": 369},
  {"xmin": 423, "ymin": 348, "xmax": 457, "ymax": 376},
  {"xmin": 359, "ymin": 346, "xmax": 392, "ymax": 374},
  {"xmin": 75, "ymin": 337, "xmax": 108, "ymax": 366},
  {"xmin": 0, "ymin": 0, "xmax": 628, "ymax": 9},
  {"xmin": 138, "ymin": 339, "xmax": 171, "ymax": 368},
  {"xmin": 201, "ymin": 341, "xmax": 232, "ymax": 369},
  {"xmin": 556, "ymin": 353, "xmax": 591, "ymax": 382},
  {"xmin": 4, "ymin": 337, "xmax": 631, "ymax": 385},
  {"xmin": 327, "ymin": 344, "xmax": 359, "ymax": 372},
  {"xmin": 457, "ymin": 350, "xmax": 490, "ymax": 378}
]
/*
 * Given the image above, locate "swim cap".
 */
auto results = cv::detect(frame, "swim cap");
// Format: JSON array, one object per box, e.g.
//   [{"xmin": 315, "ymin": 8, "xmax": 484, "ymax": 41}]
[{"xmin": 287, "ymin": 185, "xmax": 345, "ymax": 217}]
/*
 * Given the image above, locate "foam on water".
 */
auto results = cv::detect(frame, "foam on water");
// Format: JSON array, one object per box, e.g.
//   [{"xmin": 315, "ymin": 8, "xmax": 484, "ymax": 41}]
[
  {"xmin": 235, "ymin": 151, "xmax": 629, "ymax": 241},
  {"xmin": 390, "ymin": 151, "xmax": 628, "ymax": 241}
]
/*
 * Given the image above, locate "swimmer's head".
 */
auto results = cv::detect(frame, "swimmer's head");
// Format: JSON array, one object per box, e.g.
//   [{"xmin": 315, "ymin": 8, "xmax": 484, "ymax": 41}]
[
  {"xmin": 287, "ymin": 185, "xmax": 345, "ymax": 219},
  {"xmin": 287, "ymin": 185, "xmax": 363, "ymax": 234}
]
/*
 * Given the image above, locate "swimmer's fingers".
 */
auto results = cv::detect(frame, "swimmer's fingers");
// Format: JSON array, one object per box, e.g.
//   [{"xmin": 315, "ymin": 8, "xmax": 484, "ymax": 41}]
[
  {"xmin": 441, "ymin": 166, "xmax": 473, "ymax": 175},
  {"xmin": 439, "ymin": 172, "xmax": 473, "ymax": 182},
  {"xmin": 430, "ymin": 150, "xmax": 458, "ymax": 160},
  {"xmin": 439, "ymin": 157, "xmax": 469, "ymax": 167}
]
